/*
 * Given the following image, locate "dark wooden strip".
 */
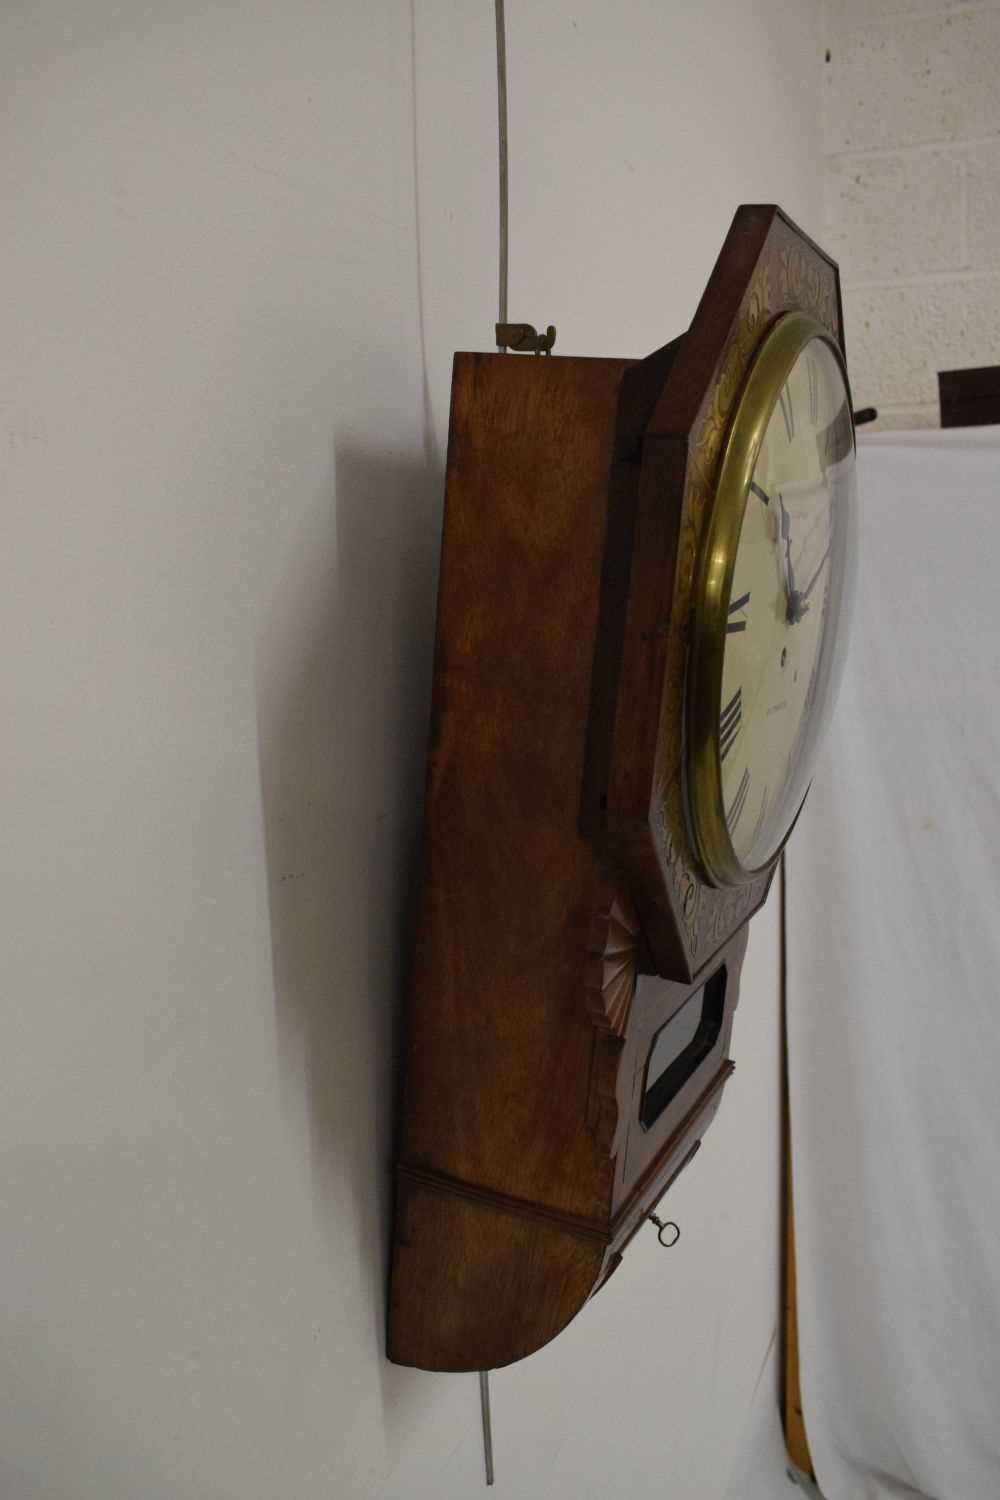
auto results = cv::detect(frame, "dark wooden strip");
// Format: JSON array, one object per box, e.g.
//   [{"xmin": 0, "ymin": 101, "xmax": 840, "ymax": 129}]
[
  {"xmin": 939, "ymin": 365, "xmax": 1000, "ymax": 428},
  {"xmin": 396, "ymin": 1162, "xmax": 613, "ymax": 1244}
]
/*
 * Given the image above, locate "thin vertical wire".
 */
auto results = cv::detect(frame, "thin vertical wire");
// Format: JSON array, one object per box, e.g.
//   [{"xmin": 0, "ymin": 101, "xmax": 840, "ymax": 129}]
[
  {"xmin": 779, "ymin": 849, "xmax": 789, "ymax": 1188},
  {"xmin": 495, "ymin": 0, "xmax": 509, "ymax": 339},
  {"xmin": 479, "ymin": 1369, "xmax": 495, "ymax": 1485},
  {"xmin": 479, "ymin": 16, "xmax": 508, "ymax": 1475},
  {"xmin": 778, "ymin": 848, "xmax": 791, "ymax": 1420}
]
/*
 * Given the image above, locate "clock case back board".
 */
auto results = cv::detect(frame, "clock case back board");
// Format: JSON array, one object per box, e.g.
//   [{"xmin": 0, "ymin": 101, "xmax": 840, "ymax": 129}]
[{"xmin": 388, "ymin": 206, "xmax": 844, "ymax": 1373}]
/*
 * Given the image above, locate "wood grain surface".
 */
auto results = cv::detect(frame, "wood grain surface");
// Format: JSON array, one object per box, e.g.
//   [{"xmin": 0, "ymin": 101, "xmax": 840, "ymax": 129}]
[{"xmin": 388, "ymin": 352, "xmax": 744, "ymax": 1371}]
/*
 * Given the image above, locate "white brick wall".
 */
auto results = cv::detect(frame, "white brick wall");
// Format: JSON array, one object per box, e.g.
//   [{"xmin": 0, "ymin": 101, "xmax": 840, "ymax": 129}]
[{"xmin": 824, "ymin": 1, "xmax": 1000, "ymax": 428}]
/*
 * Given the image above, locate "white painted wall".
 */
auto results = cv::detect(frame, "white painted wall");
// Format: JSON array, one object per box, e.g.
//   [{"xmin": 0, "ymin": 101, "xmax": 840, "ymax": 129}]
[
  {"xmin": 0, "ymin": 4, "xmax": 821, "ymax": 1496},
  {"xmin": 823, "ymin": 0, "xmax": 1000, "ymax": 429}
]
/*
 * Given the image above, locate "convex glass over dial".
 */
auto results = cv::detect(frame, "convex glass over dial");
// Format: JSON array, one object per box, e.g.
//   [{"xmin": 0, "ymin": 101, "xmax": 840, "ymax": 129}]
[{"xmin": 688, "ymin": 313, "xmax": 858, "ymax": 886}]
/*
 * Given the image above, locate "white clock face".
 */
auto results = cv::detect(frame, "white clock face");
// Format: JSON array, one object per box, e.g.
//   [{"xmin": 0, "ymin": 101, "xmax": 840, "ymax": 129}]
[{"xmin": 718, "ymin": 334, "xmax": 857, "ymax": 871}]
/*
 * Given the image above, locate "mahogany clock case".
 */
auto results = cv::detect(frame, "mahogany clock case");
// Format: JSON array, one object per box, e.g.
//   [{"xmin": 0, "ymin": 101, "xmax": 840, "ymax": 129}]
[{"xmin": 387, "ymin": 207, "xmax": 845, "ymax": 1373}]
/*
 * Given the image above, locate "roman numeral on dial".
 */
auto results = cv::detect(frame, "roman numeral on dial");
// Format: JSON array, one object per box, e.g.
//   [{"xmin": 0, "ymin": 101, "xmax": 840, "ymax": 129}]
[
  {"xmin": 720, "ymin": 687, "xmax": 742, "ymax": 762},
  {"xmin": 727, "ymin": 766, "xmax": 751, "ymax": 830},
  {"xmin": 727, "ymin": 590, "xmax": 750, "ymax": 634},
  {"xmin": 779, "ymin": 385, "xmax": 795, "ymax": 442}
]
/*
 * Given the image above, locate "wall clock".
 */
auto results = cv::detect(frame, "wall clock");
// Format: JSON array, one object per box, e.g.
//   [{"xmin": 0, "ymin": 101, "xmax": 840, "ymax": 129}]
[{"xmin": 388, "ymin": 205, "xmax": 857, "ymax": 1372}]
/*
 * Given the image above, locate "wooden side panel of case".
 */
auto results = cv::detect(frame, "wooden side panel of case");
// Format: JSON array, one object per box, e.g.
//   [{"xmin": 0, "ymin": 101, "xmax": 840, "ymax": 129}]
[
  {"xmin": 388, "ymin": 352, "xmax": 750, "ymax": 1372},
  {"xmin": 396, "ymin": 353, "xmax": 630, "ymax": 1225},
  {"xmin": 389, "ymin": 353, "xmax": 632, "ymax": 1370}
]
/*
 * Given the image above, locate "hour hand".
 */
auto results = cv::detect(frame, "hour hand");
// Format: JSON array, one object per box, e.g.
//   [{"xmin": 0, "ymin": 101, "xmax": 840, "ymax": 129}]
[{"xmin": 775, "ymin": 491, "xmax": 798, "ymax": 613}]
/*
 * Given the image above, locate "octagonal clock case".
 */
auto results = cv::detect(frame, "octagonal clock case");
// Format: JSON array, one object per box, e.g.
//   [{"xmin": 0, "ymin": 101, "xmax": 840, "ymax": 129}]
[{"xmin": 388, "ymin": 205, "xmax": 857, "ymax": 1373}]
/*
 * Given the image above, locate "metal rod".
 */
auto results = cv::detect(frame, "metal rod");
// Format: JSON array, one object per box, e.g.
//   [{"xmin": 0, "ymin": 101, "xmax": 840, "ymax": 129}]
[
  {"xmin": 479, "ymin": 1369, "xmax": 495, "ymax": 1486},
  {"xmin": 495, "ymin": 0, "xmax": 509, "ymax": 338}
]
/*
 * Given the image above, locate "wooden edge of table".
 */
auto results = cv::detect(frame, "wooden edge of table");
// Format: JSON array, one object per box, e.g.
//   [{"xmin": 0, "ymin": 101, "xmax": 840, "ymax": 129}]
[
  {"xmin": 783, "ymin": 1130, "xmax": 814, "ymax": 1478},
  {"xmin": 780, "ymin": 854, "xmax": 815, "ymax": 1479}
]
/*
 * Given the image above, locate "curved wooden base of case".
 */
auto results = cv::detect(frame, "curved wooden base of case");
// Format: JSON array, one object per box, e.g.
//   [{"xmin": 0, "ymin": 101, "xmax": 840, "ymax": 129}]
[
  {"xmin": 388, "ymin": 351, "xmax": 749, "ymax": 1372},
  {"xmin": 390, "ymin": 1176, "xmax": 607, "ymax": 1372},
  {"xmin": 389, "ymin": 1065, "xmax": 733, "ymax": 1371}
]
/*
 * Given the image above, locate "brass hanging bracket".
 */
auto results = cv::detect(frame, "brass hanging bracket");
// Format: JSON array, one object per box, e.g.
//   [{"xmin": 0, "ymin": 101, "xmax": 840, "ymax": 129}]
[{"xmin": 495, "ymin": 322, "xmax": 557, "ymax": 355}]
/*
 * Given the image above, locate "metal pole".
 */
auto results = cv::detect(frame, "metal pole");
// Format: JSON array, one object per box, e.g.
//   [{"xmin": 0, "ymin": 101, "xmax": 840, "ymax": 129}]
[
  {"xmin": 495, "ymin": 0, "xmax": 509, "ymax": 338},
  {"xmin": 479, "ymin": 1369, "xmax": 495, "ymax": 1485}
]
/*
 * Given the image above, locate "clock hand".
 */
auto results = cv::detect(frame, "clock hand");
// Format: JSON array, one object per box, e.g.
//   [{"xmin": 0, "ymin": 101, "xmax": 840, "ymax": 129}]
[
  {"xmin": 776, "ymin": 491, "xmax": 801, "ymax": 621},
  {"xmin": 798, "ymin": 544, "xmax": 831, "ymax": 607}
]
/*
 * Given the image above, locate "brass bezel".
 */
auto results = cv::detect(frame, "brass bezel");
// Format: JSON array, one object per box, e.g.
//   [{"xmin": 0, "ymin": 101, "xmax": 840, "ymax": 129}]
[{"xmin": 686, "ymin": 312, "xmax": 853, "ymax": 888}]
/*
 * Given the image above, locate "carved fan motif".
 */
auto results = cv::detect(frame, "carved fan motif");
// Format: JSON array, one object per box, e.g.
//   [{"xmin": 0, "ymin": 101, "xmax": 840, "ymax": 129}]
[{"xmin": 584, "ymin": 891, "xmax": 639, "ymax": 1038}]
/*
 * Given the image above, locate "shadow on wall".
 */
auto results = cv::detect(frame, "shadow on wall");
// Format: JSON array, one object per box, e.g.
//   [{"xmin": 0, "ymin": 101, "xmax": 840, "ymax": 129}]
[{"xmin": 254, "ymin": 440, "xmax": 444, "ymax": 1424}]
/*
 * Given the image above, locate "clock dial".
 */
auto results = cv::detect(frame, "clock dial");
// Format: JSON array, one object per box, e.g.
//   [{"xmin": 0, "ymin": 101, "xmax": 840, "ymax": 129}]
[
  {"xmin": 689, "ymin": 318, "xmax": 857, "ymax": 885},
  {"xmin": 718, "ymin": 334, "xmax": 855, "ymax": 870}
]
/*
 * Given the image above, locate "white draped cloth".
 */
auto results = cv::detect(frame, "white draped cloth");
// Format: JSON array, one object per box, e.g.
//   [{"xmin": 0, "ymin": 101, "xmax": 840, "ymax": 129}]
[{"xmin": 787, "ymin": 428, "xmax": 1000, "ymax": 1500}]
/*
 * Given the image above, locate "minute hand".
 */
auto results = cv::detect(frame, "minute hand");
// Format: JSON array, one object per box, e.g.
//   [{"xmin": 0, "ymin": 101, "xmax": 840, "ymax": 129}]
[{"xmin": 799, "ymin": 544, "xmax": 831, "ymax": 607}]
